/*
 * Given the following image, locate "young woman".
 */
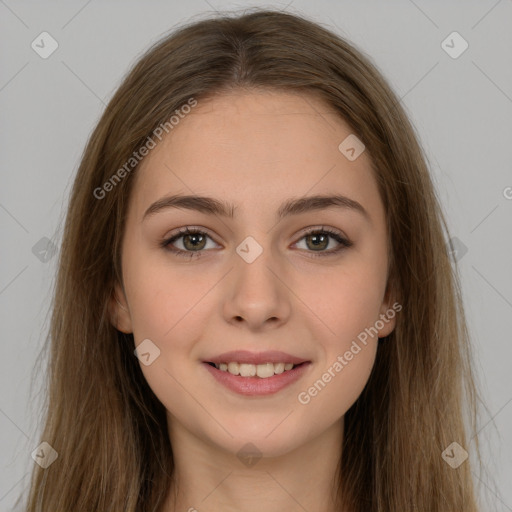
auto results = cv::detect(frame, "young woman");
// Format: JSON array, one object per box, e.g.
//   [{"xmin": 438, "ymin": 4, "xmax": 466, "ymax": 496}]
[{"xmin": 22, "ymin": 8, "xmax": 481, "ymax": 511}]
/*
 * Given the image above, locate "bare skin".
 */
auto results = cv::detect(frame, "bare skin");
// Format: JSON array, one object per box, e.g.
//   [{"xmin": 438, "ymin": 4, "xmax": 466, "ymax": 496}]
[{"xmin": 111, "ymin": 90, "xmax": 396, "ymax": 511}]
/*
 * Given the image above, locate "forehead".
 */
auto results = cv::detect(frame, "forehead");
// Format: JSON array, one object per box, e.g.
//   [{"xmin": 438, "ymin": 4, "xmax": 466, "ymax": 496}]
[{"xmin": 129, "ymin": 90, "xmax": 383, "ymax": 223}]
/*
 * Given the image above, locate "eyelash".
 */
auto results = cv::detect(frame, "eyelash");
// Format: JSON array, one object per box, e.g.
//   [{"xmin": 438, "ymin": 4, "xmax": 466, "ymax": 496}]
[{"xmin": 160, "ymin": 226, "xmax": 353, "ymax": 260}]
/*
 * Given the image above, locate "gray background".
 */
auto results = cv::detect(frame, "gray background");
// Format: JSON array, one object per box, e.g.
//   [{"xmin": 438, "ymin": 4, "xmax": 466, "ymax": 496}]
[{"xmin": 0, "ymin": 0, "xmax": 511, "ymax": 510}]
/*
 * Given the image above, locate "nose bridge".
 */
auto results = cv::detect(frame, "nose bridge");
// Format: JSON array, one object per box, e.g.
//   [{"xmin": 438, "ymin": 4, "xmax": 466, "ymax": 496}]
[{"xmin": 234, "ymin": 233, "xmax": 280, "ymax": 301}]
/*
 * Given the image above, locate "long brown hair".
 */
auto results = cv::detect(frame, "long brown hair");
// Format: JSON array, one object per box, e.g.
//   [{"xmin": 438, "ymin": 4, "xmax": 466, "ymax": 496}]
[{"xmin": 21, "ymin": 8, "xmax": 481, "ymax": 511}]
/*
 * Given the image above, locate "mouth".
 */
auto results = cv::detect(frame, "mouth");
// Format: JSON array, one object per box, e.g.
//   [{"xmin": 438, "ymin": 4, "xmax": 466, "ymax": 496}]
[{"xmin": 202, "ymin": 351, "xmax": 311, "ymax": 396}]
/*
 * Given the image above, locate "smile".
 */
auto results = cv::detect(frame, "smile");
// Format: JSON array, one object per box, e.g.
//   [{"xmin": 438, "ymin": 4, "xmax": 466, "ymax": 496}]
[{"xmin": 203, "ymin": 350, "xmax": 311, "ymax": 396}]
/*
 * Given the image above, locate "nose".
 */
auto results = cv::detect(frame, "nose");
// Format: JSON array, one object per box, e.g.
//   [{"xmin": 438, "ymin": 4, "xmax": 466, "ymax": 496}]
[{"xmin": 222, "ymin": 242, "xmax": 291, "ymax": 331}]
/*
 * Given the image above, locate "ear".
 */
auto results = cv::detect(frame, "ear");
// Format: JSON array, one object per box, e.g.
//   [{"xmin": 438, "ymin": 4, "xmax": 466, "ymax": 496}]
[
  {"xmin": 376, "ymin": 280, "xmax": 399, "ymax": 338},
  {"xmin": 109, "ymin": 283, "xmax": 133, "ymax": 334}
]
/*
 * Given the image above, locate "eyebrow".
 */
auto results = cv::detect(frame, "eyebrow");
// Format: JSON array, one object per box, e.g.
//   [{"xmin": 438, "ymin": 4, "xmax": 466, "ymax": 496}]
[{"xmin": 142, "ymin": 193, "xmax": 370, "ymax": 222}]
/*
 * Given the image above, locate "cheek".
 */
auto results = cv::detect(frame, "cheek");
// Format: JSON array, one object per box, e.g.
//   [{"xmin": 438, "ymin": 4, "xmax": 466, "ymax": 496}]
[
  {"xmin": 124, "ymin": 253, "xmax": 211, "ymax": 341},
  {"xmin": 293, "ymin": 258, "xmax": 384, "ymax": 412},
  {"xmin": 317, "ymin": 341, "xmax": 377, "ymax": 412},
  {"xmin": 297, "ymin": 343, "xmax": 377, "ymax": 424},
  {"xmin": 300, "ymin": 259, "xmax": 387, "ymax": 347},
  {"xmin": 125, "ymin": 263, "xmax": 212, "ymax": 418}
]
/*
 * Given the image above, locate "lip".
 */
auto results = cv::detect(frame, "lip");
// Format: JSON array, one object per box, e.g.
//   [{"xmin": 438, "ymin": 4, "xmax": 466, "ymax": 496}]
[
  {"xmin": 203, "ymin": 359, "xmax": 312, "ymax": 396},
  {"xmin": 205, "ymin": 350, "xmax": 308, "ymax": 365}
]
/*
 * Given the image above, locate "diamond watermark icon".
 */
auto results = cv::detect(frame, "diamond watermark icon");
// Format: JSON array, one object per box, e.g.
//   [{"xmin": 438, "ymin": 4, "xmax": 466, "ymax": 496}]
[
  {"xmin": 32, "ymin": 236, "xmax": 58, "ymax": 263},
  {"xmin": 441, "ymin": 31, "xmax": 468, "ymax": 59},
  {"xmin": 134, "ymin": 338, "xmax": 161, "ymax": 366},
  {"xmin": 338, "ymin": 134, "xmax": 365, "ymax": 161},
  {"xmin": 237, "ymin": 442, "xmax": 262, "ymax": 467},
  {"xmin": 31, "ymin": 441, "xmax": 58, "ymax": 469},
  {"xmin": 447, "ymin": 237, "xmax": 468, "ymax": 262},
  {"xmin": 236, "ymin": 236, "xmax": 263, "ymax": 264},
  {"xmin": 31, "ymin": 32, "xmax": 59, "ymax": 59},
  {"xmin": 442, "ymin": 441, "xmax": 468, "ymax": 469}
]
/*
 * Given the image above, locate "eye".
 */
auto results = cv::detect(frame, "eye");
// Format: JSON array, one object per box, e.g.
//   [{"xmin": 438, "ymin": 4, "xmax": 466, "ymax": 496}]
[
  {"xmin": 293, "ymin": 227, "xmax": 353, "ymax": 257},
  {"xmin": 160, "ymin": 227, "xmax": 219, "ymax": 259}
]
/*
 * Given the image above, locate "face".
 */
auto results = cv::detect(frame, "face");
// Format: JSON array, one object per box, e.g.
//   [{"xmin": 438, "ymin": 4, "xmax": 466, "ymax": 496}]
[{"xmin": 111, "ymin": 90, "xmax": 396, "ymax": 458}]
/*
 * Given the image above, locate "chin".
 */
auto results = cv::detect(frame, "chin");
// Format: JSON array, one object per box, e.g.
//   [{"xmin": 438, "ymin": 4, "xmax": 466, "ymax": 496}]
[
  {"xmin": 224, "ymin": 433, "xmax": 305, "ymax": 461},
  {"xmin": 208, "ymin": 416, "xmax": 308, "ymax": 459}
]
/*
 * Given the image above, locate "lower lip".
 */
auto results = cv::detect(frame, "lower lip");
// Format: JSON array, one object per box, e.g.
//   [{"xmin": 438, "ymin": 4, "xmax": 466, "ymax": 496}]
[{"xmin": 203, "ymin": 362, "xmax": 311, "ymax": 396}]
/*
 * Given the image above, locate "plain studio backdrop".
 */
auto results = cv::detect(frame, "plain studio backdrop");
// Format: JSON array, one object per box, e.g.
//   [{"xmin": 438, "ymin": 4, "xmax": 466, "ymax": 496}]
[{"xmin": 0, "ymin": 1, "xmax": 511, "ymax": 510}]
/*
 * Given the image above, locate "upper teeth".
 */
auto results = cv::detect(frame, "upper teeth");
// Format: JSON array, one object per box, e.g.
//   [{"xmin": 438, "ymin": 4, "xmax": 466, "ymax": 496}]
[{"xmin": 214, "ymin": 362, "xmax": 295, "ymax": 378}]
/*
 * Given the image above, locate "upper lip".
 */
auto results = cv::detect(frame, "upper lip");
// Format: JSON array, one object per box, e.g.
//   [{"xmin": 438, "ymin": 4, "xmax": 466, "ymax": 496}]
[{"xmin": 205, "ymin": 350, "xmax": 309, "ymax": 365}]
